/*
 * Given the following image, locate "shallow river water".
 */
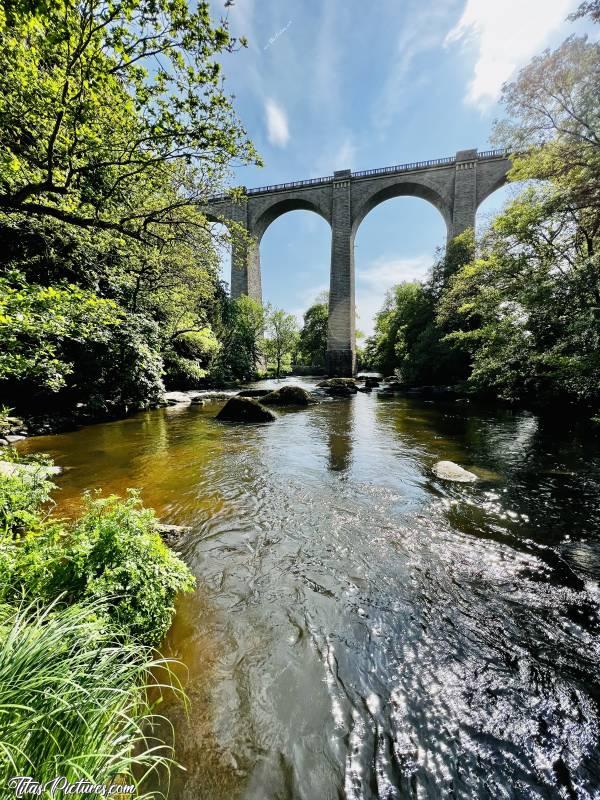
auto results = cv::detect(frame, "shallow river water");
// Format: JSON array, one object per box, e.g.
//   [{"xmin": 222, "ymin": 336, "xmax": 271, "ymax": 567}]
[{"xmin": 18, "ymin": 378, "xmax": 600, "ymax": 799}]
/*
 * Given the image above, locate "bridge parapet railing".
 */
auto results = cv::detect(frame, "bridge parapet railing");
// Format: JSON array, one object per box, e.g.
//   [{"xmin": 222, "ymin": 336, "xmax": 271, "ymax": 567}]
[
  {"xmin": 247, "ymin": 175, "xmax": 333, "ymax": 195},
  {"xmin": 477, "ymin": 148, "xmax": 509, "ymax": 159},
  {"xmin": 207, "ymin": 149, "xmax": 511, "ymax": 202},
  {"xmin": 352, "ymin": 156, "xmax": 456, "ymax": 179}
]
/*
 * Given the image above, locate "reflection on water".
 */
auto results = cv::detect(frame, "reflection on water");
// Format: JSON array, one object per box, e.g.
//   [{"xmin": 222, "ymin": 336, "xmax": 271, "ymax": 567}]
[
  {"xmin": 326, "ymin": 394, "xmax": 354, "ymax": 473},
  {"xmin": 18, "ymin": 379, "xmax": 600, "ymax": 799}
]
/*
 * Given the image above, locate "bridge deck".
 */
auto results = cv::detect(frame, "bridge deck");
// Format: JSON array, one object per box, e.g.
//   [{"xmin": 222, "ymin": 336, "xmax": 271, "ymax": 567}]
[{"xmin": 209, "ymin": 148, "xmax": 509, "ymax": 202}]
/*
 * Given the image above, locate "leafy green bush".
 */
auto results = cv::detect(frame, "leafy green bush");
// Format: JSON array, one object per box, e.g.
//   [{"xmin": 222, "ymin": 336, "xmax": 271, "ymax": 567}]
[
  {"xmin": 0, "ymin": 404, "xmax": 12, "ymax": 435},
  {"xmin": 163, "ymin": 328, "xmax": 221, "ymax": 389},
  {"xmin": 0, "ymin": 599, "xmax": 183, "ymax": 795},
  {"xmin": 74, "ymin": 314, "xmax": 165, "ymax": 414},
  {"xmin": 0, "ymin": 271, "xmax": 121, "ymax": 394},
  {"xmin": 0, "ymin": 474, "xmax": 195, "ymax": 646},
  {"xmin": 0, "ymin": 469, "xmax": 54, "ymax": 537}
]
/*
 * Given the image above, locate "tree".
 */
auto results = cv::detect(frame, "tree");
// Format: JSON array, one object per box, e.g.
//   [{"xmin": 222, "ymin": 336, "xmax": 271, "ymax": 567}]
[
  {"xmin": 570, "ymin": 1, "xmax": 600, "ymax": 23},
  {"xmin": 0, "ymin": 0, "xmax": 260, "ymax": 242},
  {"xmin": 362, "ymin": 237, "xmax": 472, "ymax": 383},
  {"xmin": 297, "ymin": 296, "xmax": 328, "ymax": 367},
  {"xmin": 215, "ymin": 295, "xmax": 267, "ymax": 382},
  {"xmin": 493, "ymin": 29, "xmax": 600, "ymax": 242},
  {"xmin": 265, "ymin": 309, "xmax": 298, "ymax": 378},
  {"xmin": 0, "ymin": 270, "xmax": 121, "ymax": 397},
  {"xmin": 438, "ymin": 189, "xmax": 600, "ymax": 405},
  {"xmin": 450, "ymin": 7, "xmax": 600, "ymax": 407},
  {"xmin": 0, "ymin": 2, "xmax": 261, "ymax": 411}
]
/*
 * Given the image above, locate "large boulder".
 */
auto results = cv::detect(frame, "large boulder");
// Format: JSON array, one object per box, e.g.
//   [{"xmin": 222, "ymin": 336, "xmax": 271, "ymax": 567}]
[
  {"xmin": 216, "ymin": 396, "xmax": 276, "ymax": 423},
  {"xmin": 385, "ymin": 381, "xmax": 406, "ymax": 392},
  {"xmin": 260, "ymin": 385, "xmax": 316, "ymax": 406},
  {"xmin": 316, "ymin": 378, "xmax": 358, "ymax": 397},
  {"xmin": 432, "ymin": 460, "xmax": 477, "ymax": 483}
]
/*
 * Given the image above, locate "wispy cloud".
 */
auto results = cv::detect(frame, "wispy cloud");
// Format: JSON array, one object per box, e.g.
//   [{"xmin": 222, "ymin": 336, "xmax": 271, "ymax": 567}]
[
  {"xmin": 264, "ymin": 18, "xmax": 292, "ymax": 50},
  {"xmin": 356, "ymin": 254, "xmax": 432, "ymax": 336},
  {"xmin": 310, "ymin": 134, "xmax": 357, "ymax": 177},
  {"xmin": 288, "ymin": 282, "xmax": 329, "ymax": 326},
  {"xmin": 264, "ymin": 99, "xmax": 290, "ymax": 147},
  {"xmin": 375, "ymin": 1, "xmax": 452, "ymax": 134},
  {"xmin": 445, "ymin": 0, "xmax": 575, "ymax": 109}
]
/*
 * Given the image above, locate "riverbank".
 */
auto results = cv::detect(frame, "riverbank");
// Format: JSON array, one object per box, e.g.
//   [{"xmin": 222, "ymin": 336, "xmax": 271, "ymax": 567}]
[
  {"xmin": 0, "ymin": 388, "xmax": 244, "ymax": 444},
  {"xmin": 3, "ymin": 374, "xmax": 599, "ymax": 448}
]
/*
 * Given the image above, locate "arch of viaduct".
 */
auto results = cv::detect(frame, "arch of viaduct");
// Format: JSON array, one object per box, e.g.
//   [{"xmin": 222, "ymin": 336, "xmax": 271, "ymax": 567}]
[{"xmin": 207, "ymin": 148, "xmax": 511, "ymax": 376}]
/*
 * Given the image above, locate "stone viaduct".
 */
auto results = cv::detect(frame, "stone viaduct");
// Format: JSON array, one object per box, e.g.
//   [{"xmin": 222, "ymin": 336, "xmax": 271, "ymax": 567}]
[{"xmin": 207, "ymin": 148, "xmax": 511, "ymax": 376}]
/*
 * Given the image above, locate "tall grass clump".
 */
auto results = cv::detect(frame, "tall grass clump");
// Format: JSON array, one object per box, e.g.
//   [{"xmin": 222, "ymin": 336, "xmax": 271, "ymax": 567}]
[{"xmin": 0, "ymin": 599, "xmax": 184, "ymax": 796}]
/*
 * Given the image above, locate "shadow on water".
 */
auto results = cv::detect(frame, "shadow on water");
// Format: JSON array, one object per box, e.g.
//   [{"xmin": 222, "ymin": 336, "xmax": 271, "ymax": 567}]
[{"xmin": 17, "ymin": 382, "xmax": 600, "ymax": 799}]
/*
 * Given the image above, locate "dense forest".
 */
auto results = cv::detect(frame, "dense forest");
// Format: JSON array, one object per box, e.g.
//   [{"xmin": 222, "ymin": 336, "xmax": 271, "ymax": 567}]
[{"xmin": 362, "ymin": 2, "xmax": 600, "ymax": 415}]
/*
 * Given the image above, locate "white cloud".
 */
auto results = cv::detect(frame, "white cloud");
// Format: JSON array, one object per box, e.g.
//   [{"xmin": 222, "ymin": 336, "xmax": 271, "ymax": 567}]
[
  {"xmin": 374, "ymin": 1, "xmax": 452, "ymax": 133},
  {"xmin": 264, "ymin": 99, "xmax": 290, "ymax": 147},
  {"xmin": 446, "ymin": 0, "xmax": 575, "ymax": 108},
  {"xmin": 356, "ymin": 254, "xmax": 432, "ymax": 336}
]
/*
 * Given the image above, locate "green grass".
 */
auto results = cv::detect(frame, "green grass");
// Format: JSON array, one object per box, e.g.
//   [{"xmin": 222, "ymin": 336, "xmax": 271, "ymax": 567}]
[{"xmin": 0, "ymin": 598, "xmax": 185, "ymax": 798}]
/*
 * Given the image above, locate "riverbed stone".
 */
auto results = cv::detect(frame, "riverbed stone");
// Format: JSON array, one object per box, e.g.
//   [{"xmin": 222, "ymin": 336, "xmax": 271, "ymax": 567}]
[
  {"xmin": 164, "ymin": 391, "xmax": 193, "ymax": 405},
  {"xmin": 190, "ymin": 396, "xmax": 205, "ymax": 405},
  {"xmin": 384, "ymin": 381, "xmax": 406, "ymax": 392},
  {"xmin": 316, "ymin": 378, "xmax": 357, "ymax": 397},
  {"xmin": 156, "ymin": 523, "xmax": 192, "ymax": 545},
  {"xmin": 237, "ymin": 389, "xmax": 271, "ymax": 398},
  {"xmin": 5, "ymin": 434, "xmax": 26, "ymax": 443},
  {"xmin": 260, "ymin": 386, "xmax": 316, "ymax": 406},
  {"xmin": 432, "ymin": 460, "xmax": 478, "ymax": 483},
  {"xmin": 216, "ymin": 396, "xmax": 276, "ymax": 423}
]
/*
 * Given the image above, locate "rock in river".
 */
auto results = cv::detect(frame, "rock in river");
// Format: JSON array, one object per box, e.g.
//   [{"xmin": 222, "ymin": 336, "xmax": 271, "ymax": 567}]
[
  {"xmin": 237, "ymin": 389, "xmax": 271, "ymax": 398},
  {"xmin": 156, "ymin": 523, "xmax": 192, "ymax": 546},
  {"xmin": 316, "ymin": 378, "xmax": 357, "ymax": 397},
  {"xmin": 260, "ymin": 385, "xmax": 316, "ymax": 406},
  {"xmin": 432, "ymin": 460, "xmax": 477, "ymax": 483},
  {"xmin": 164, "ymin": 391, "xmax": 192, "ymax": 405},
  {"xmin": 216, "ymin": 396, "xmax": 276, "ymax": 423}
]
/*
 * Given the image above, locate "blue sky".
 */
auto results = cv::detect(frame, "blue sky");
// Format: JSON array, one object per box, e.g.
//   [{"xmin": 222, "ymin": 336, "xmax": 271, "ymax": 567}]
[{"xmin": 209, "ymin": 0, "xmax": 588, "ymax": 335}]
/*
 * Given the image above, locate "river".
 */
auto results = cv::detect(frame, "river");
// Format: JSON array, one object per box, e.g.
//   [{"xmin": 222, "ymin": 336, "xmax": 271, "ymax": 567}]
[{"xmin": 17, "ymin": 378, "xmax": 600, "ymax": 799}]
